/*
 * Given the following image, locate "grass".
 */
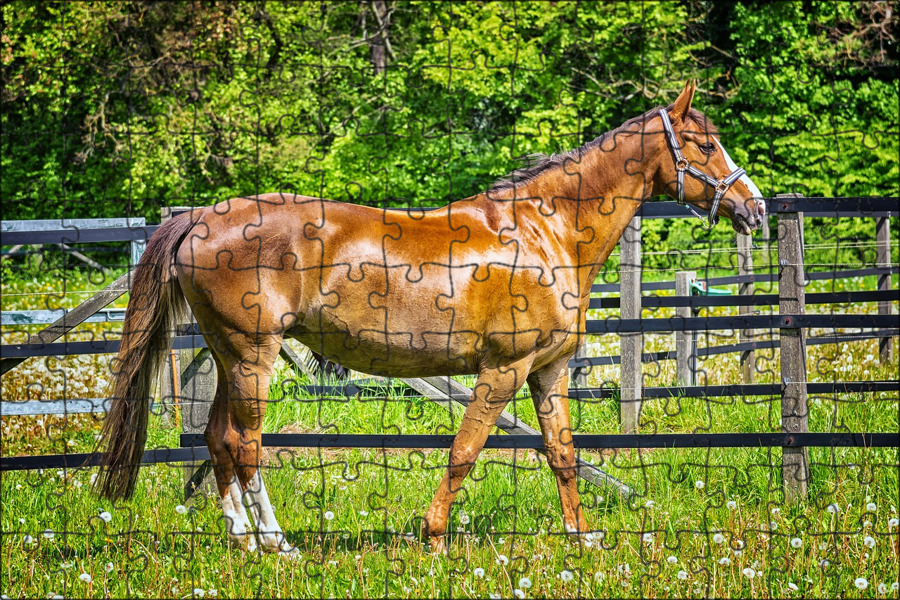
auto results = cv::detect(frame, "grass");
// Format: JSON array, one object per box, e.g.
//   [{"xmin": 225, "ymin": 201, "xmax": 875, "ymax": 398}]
[{"xmin": 1, "ymin": 257, "xmax": 899, "ymax": 598}]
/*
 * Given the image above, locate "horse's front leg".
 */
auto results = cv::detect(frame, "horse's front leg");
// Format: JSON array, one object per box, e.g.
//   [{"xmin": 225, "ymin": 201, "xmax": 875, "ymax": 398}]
[
  {"xmin": 528, "ymin": 360, "xmax": 589, "ymax": 539},
  {"xmin": 423, "ymin": 358, "xmax": 533, "ymax": 554}
]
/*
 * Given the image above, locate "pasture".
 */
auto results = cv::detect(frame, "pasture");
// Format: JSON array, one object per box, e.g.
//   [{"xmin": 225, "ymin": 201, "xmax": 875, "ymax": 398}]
[{"xmin": 2, "ymin": 264, "xmax": 898, "ymax": 599}]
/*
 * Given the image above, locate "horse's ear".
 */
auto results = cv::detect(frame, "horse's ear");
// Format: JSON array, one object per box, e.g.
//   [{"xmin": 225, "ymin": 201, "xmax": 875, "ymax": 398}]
[{"xmin": 669, "ymin": 80, "xmax": 696, "ymax": 124}]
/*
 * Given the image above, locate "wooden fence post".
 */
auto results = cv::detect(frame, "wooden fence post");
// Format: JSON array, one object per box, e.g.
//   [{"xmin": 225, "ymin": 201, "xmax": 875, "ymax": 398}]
[
  {"xmin": 619, "ymin": 216, "xmax": 642, "ymax": 434},
  {"xmin": 181, "ymin": 348, "xmax": 217, "ymax": 502},
  {"xmin": 675, "ymin": 271, "xmax": 696, "ymax": 386},
  {"xmin": 876, "ymin": 216, "xmax": 894, "ymax": 364},
  {"xmin": 737, "ymin": 232, "xmax": 755, "ymax": 383},
  {"xmin": 776, "ymin": 193, "xmax": 809, "ymax": 502}
]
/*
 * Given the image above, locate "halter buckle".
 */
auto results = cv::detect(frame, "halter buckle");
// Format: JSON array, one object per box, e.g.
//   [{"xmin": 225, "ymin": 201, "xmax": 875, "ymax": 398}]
[{"xmin": 675, "ymin": 158, "xmax": 689, "ymax": 172}]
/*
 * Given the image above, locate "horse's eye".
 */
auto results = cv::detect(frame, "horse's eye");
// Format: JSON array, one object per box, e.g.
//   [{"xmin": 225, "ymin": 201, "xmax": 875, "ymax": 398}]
[{"xmin": 699, "ymin": 142, "xmax": 716, "ymax": 154}]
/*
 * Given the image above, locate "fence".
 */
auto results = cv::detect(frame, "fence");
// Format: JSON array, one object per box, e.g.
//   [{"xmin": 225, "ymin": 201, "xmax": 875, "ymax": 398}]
[{"xmin": 1, "ymin": 196, "xmax": 897, "ymax": 504}]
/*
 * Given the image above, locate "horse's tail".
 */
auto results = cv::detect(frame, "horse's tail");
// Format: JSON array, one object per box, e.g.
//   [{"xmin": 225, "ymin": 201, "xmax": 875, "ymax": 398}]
[{"xmin": 93, "ymin": 213, "xmax": 195, "ymax": 501}]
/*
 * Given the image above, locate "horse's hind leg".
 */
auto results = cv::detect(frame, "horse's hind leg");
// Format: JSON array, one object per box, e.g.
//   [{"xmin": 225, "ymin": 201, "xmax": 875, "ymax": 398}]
[
  {"xmin": 527, "ymin": 361, "xmax": 589, "ymax": 537},
  {"xmin": 206, "ymin": 336, "xmax": 297, "ymax": 556},
  {"xmin": 205, "ymin": 353, "xmax": 256, "ymax": 552}
]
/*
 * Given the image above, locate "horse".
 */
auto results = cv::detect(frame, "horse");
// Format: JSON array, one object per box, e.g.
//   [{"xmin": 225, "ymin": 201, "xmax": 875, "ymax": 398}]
[{"xmin": 93, "ymin": 80, "xmax": 764, "ymax": 556}]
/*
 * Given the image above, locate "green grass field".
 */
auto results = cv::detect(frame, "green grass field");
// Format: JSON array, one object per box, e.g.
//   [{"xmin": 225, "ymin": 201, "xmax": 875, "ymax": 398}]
[{"xmin": 1, "ymin": 258, "xmax": 898, "ymax": 598}]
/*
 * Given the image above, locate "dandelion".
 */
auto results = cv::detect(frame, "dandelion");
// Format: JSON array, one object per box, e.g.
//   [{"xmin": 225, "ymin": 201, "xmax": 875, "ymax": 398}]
[
  {"xmin": 460, "ymin": 514, "xmax": 470, "ymax": 525},
  {"xmin": 474, "ymin": 568, "xmax": 485, "ymax": 578},
  {"xmin": 594, "ymin": 572, "xmax": 605, "ymax": 582},
  {"xmin": 42, "ymin": 529, "xmax": 54, "ymax": 540},
  {"xmin": 514, "ymin": 589, "xmax": 525, "ymax": 599},
  {"xmin": 677, "ymin": 570, "xmax": 688, "ymax": 580},
  {"xmin": 877, "ymin": 583, "xmax": 888, "ymax": 594},
  {"xmin": 561, "ymin": 571, "xmax": 574, "ymax": 582},
  {"xmin": 193, "ymin": 588, "xmax": 205, "ymax": 598},
  {"xmin": 863, "ymin": 535, "xmax": 875, "ymax": 548},
  {"xmin": 790, "ymin": 537, "xmax": 802, "ymax": 548},
  {"xmin": 99, "ymin": 511, "xmax": 112, "ymax": 523},
  {"xmin": 642, "ymin": 533, "xmax": 653, "ymax": 543},
  {"xmin": 742, "ymin": 568, "xmax": 755, "ymax": 579},
  {"xmin": 695, "ymin": 480, "xmax": 705, "ymax": 490},
  {"xmin": 489, "ymin": 594, "xmax": 501, "ymax": 600},
  {"xmin": 866, "ymin": 502, "xmax": 877, "ymax": 512},
  {"xmin": 497, "ymin": 554, "xmax": 509, "ymax": 566},
  {"xmin": 105, "ymin": 562, "xmax": 114, "ymax": 573},
  {"xmin": 733, "ymin": 550, "xmax": 742, "ymax": 558},
  {"xmin": 667, "ymin": 556, "xmax": 678, "ymax": 565},
  {"xmin": 208, "ymin": 590, "xmax": 217, "ymax": 597},
  {"xmin": 718, "ymin": 557, "xmax": 731, "ymax": 566},
  {"xmin": 79, "ymin": 573, "xmax": 92, "ymax": 583},
  {"xmin": 726, "ymin": 500, "xmax": 737, "ymax": 510},
  {"xmin": 23, "ymin": 535, "xmax": 33, "ymax": 544},
  {"xmin": 771, "ymin": 507, "xmax": 780, "ymax": 516},
  {"xmin": 645, "ymin": 500, "xmax": 655, "ymax": 509},
  {"xmin": 713, "ymin": 533, "xmax": 725, "ymax": 544},
  {"xmin": 854, "ymin": 578, "xmax": 868, "ymax": 590},
  {"xmin": 888, "ymin": 518, "xmax": 899, "ymax": 528},
  {"xmin": 175, "ymin": 505, "xmax": 188, "ymax": 515},
  {"xmin": 826, "ymin": 503, "xmax": 839, "ymax": 514},
  {"xmin": 324, "ymin": 511, "xmax": 334, "ymax": 521},
  {"xmin": 18, "ymin": 518, "xmax": 25, "ymax": 524},
  {"xmin": 819, "ymin": 559, "xmax": 830, "ymax": 568},
  {"xmin": 787, "ymin": 582, "xmax": 798, "ymax": 591},
  {"xmin": 519, "ymin": 577, "xmax": 532, "ymax": 588},
  {"xmin": 359, "ymin": 510, "xmax": 368, "ymax": 516},
  {"xmin": 891, "ymin": 582, "xmax": 899, "ymax": 591}
]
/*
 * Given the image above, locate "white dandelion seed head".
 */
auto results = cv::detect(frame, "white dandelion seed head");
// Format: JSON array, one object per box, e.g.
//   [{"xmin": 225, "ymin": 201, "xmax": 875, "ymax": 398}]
[
  {"xmin": 726, "ymin": 500, "xmax": 737, "ymax": 510},
  {"xmin": 99, "ymin": 511, "xmax": 112, "ymax": 523},
  {"xmin": 23, "ymin": 535, "xmax": 34, "ymax": 544},
  {"xmin": 208, "ymin": 590, "xmax": 217, "ymax": 598},
  {"xmin": 713, "ymin": 533, "xmax": 725, "ymax": 544},
  {"xmin": 677, "ymin": 570, "xmax": 688, "ymax": 580},
  {"xmin": 105, "ymin": 562, "xmax": 114, "ymax": 573},
  {"xmin": 733, "ymin": 550, "xmax": 743, "ymax": 557},
  {"xmin": 888, "ymin": 518, "xmax": 899, "ymax": 528},
  {"xmin": 519, "ymin": 577, "xmax": 532, "ymax": 588},
  {"xmin": 560, "ymin": 570, "xmax": 574, "ymax": 582},
  {"xmin": 787, "ymin": 582, "xmax": 798, "ymax": 591},
  {"xmin": 891, "ymin": 582, "xmax": 899, "ymax": 591},
  {"xmin": 694, "ymin": 480, "xmax": 705, "ymax": 490},
  {"xmin": 742, "ymin": 568, "xmax": 755, "ymax": 579},
  {"xmin": 175, "ymin": 505, "xmax": 187, "ymax": 515},
  {"xmin": 667, "ymin": 556, "xmax": 677, "ymax": 565},
  {"xmin": 514, "ymin": 589, "xmax": 525, "ymax": 599},
  {"xmin": 324, "ymin": 511, "xmax": 335, "ymax": 521},
  {"xmin": 790, "ymin": 537, "xmax": 802, "ymax": 548},
  {"xmin": 42, "ymin": 529, "xmax": 54, "ymax": 540},
  {"xmin": 863, "ymin": 536, "xmax": 875, "ymax": 548},
  {"xmin": 826, "ymin": 503, "xmax": 839, "ymax": 514},
  {"xmin": 489, "ymin": 594, "xmax": 501, "ymax": 600},
  {"xmin": 819, "ymin": 559, "xmax": 830, "ymax": 568},
  {"xmin": 474, "ymin": 567, "xmax": 485, "ymax": 578},
  {"xmin": 645, "ymin": 500, "xmax": 655, "ymax": 509},
  {"xmin": 854, "ymin": 578, "xmax": 868, "ymax": 590},
  {"xmin": 497, "ymin": 554, "xmax": 509, "ymax": 566},
  {"xmin": 193, "ymin": 588, "xmax": 205, "ymax": 598},
  {"xmin": 642, "ymin": 533, "xmax": 653, "ymax": 543},
  {"xmin": 718, "ymin": 557, "xmax": 731, "ymax": 566},
  {"xmin": 79, "ymin": 573, "xmax": 92, "ymax": 583},
  {"xmin": 877, "ymin": 583, "xmax": 888, "ymax": 594},
  {"xmin": 866, "ymin": 502, "xmax": 877, "ymax": 512},
  {"xmin": 460, "ymin": 514, "xmax": 470, "ymax": 525}
]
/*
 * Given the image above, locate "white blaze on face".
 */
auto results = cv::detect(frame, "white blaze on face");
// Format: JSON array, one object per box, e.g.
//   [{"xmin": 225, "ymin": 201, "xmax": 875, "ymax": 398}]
[{"xmin": 714, "ymin": 138, "xmax": 763, "ymax": 200}]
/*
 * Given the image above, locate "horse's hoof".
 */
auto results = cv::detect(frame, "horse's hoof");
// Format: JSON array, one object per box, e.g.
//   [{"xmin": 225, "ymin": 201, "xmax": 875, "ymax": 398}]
[{"xmin": 428, "ymin": 536, "xmax": 448, "ymax": 556}]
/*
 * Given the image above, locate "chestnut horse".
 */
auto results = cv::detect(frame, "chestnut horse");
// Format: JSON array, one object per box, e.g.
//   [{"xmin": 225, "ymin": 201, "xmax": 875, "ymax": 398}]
[{"xmin": 95, "ymin": 81, "xmax": 764, "ymax": 555}]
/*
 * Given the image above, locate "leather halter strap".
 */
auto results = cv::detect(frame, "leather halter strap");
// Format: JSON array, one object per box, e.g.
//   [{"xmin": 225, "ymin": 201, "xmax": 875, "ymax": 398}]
[{"xmin": 659, "ymin": 109, "xmax": 745, "ymax": 227}]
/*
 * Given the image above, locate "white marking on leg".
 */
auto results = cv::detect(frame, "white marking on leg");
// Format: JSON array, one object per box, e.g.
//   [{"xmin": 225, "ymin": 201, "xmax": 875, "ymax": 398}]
[
  {"xmin": 244, "ymin": 469, "xmax": 298, "ymax": 556},
  {"xmin": 222, "ymin": 478, "xmax": 256, "ymax": 552},
  {"xmin": 715, "ymin": 139, "xmax": 763, "ymax": 199}
]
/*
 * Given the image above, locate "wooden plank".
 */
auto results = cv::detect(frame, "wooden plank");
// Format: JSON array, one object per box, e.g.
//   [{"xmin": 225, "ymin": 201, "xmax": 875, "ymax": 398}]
[
  {"xmin": 402, "ymin": 376, "xmax": 634, "ymax": 499},
  {"xmin": 619, "ymin": 216, "xmax": 642, "ymax": 434},
  {"xmin": 1, "ymin": 271, "xmax": 132, "ymax": 375},
  {"xmin": 777, "ymin": 195, "xmax": 809, "ymax": 503},
  {"xmin": 876, "ymin": 216, "xmax": 894, "ymax": 364}
]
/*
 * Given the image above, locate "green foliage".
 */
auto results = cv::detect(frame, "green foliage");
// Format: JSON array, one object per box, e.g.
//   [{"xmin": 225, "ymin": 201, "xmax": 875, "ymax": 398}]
[{"xmin": 2, "ymin": 0, "xmax": 896, "ymax": 229}]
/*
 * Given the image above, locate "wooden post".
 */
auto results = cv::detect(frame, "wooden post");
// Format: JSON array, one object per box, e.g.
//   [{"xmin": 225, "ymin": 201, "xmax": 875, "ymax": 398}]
[
  {"xmin": 181, "ymin": 348, "xmax": 217, "ymax": 502},
  {"xmin": 619, "ymin": 216, "xmax": 642, "ymax": 434},
  {"xmin": 570, "ymin": 344, "xmax": 588, "ymax": 388},
  {"xmin": 675, "ymin": 271, "xmax": 697, "ymax": 386},
  {"xmin": 876, "ymin": 216, "xmax": 894, "ymax": 364},
  {"xmin": 737, "ymin": 233, "xmax": 755, "ymax": 383},
  {"xmin": 777, "ymin": 193, "xmax": 809, "ymax": 502}
]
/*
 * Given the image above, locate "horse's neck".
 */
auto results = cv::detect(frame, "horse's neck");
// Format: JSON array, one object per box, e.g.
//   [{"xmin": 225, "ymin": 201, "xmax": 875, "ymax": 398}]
[{"xmin": 519, "ymin": 132, "xmax": 661, "ymax": 285}]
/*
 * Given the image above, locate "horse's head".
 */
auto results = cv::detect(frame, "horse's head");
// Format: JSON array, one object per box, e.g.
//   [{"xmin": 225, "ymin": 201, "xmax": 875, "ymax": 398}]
[{"xmin": 655, "ymin": 81, "xmax": 765, "ymax": 234}]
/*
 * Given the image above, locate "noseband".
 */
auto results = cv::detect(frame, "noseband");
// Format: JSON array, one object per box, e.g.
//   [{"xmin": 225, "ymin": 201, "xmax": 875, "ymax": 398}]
[{"xmin": 659, "ymin": 109, "xmax": 745, "ymax": 227}]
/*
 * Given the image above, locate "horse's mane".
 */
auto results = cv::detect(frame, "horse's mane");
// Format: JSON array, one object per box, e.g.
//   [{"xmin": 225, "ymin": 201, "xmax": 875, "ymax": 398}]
[{"xmin": 488, "ymin": 106, "xmax": 718, "ymax": 194}]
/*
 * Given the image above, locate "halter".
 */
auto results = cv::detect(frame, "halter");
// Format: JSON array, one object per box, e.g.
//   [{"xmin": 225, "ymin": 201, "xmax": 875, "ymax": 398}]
[{"xmin": 658, "ymin": 109, "xmax": 745, "ymax": 228}]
